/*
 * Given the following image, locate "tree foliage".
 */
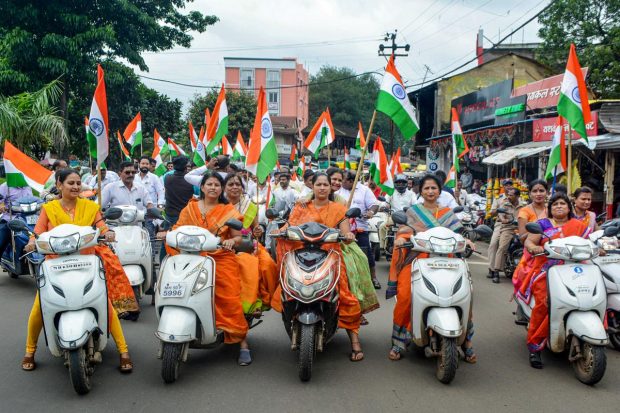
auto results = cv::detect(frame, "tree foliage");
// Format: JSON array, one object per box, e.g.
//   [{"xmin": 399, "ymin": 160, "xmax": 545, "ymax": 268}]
[
  {"xmin": 537, "ymin": 0, "xmax": 620, "ymax": 97},
  {"xmin": 186, "ymin": 90, "xmax": 257, "ymax": 146},
  {"xmin": 308, "ymin": 66, "xmax": 406, "ymax": 153}
]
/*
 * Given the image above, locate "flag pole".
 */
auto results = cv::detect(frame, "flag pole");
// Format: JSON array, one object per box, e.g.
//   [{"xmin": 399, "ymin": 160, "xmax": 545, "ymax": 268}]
[
  {"xmin": 567, "ymin": 125, "xmax": 572, "ymax": 195},
  {"xmin": 96, "ymin": 164, "xmax": 102, "ymax": 206},
  {"xmin": 346, "ymin": 110, "xmax": 377, "ymax": 208},
  {"xmin": 327, "ymin": 144, "xmax": 331, "ymax": 167}
]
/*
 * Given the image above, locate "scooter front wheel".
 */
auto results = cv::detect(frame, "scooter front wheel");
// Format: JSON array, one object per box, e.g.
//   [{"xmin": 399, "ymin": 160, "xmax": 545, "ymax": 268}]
[
  {"xmin": 572, "ymin": 341, "xmax": 606, "ymax": 385},
  {"xmin": 298, "ymin": 323, "xmax": 316, "ymax": 382},
  {"xmin": 161, "ymin": 342, "xmax": 183, "ymax": 384},
  {"xmin": 68, "ymin": 348, "xmax": 92, "ymax": 395},
  {"xmin": 436, "ymin": 337, "xmax": 458, "ymax": 384}
]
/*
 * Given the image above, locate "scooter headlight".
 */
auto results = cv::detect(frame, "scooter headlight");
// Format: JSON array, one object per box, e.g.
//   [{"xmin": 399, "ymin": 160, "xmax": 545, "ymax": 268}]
[
  {"xmin": 568, "ymin": 244, "xmax": 596, "ymax": 260},
  {"xmin": 286, "ymin": 229, "xmax": 301, "ymax": 241},
  {"xmin": 550, "ymin": 246, "xmax": 570, "ymax": 256},
  {"xmin": 119, "ymin": 209, "xmax": 137, "ymax": 224},
  {"xmin": 429, "ymin": 237, "xmax": 457, "ymax": 254},
  {"xmin": 48, "ymin": 233, "xmax": 80, "ymax": 254},
  {"xmin": 176, "ymin": 233, "xmax": 205, "ymax": 252}
]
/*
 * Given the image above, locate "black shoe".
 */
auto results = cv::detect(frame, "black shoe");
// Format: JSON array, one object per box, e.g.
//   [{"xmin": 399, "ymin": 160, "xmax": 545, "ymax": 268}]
[
  {"xmin": 487, "ymin": 269, "xmax": 493, "ymax": 279},
  {"xmin": 492, "ymin": 272, "xmax": 500, "ymax": 283},
  {"xmin": 529, "ymin": 352, "xmax": 543, "ymax": 369}
]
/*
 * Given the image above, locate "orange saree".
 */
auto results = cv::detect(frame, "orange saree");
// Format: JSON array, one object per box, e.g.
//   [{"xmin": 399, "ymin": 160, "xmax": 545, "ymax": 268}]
[
  {"xmin": 272, "ymin": 200, "xmax": 362, "ymax": 333},
  {"xmin": 166, "ymin": 200, "xmax": 248, "ymax": 344}
]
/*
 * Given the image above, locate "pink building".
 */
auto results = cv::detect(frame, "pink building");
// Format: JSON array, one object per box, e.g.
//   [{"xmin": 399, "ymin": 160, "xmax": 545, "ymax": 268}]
[{"xmin": 224, "ymin": 57, "xmax": 309, "ymax": 130}]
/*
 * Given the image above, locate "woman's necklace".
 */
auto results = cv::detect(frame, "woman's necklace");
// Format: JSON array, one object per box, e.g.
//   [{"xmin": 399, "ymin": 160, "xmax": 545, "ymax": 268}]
[
  {"xmin": 60, "ymin": 200, "xmax": 76, "ymax": 217},
  {"xmin": 532, "ymin": 204, "xmax": 546, "ymax": 219}
]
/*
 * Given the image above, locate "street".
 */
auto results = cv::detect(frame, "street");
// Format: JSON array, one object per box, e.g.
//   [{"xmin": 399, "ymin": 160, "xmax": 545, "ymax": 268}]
[{"xmin": 1, "ymin": 247, "xmax": 619, "ymax": 413}]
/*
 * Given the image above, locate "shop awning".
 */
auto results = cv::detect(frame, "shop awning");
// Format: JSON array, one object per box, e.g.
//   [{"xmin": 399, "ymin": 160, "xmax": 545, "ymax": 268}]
[{"xmin": 482, "ymin": 141, "xmax": 549, "ymax": 165}]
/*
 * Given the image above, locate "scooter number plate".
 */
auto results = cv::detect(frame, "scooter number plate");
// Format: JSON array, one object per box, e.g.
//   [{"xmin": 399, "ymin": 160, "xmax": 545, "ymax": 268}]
[
  {"xmin": 25, "ymin": 215, "xmax": 38, "ymax": 225},
  {"xmin": 600, "ymin": 256, "xmax": 620, "ymax": 264},
  {"xmin": 161, "ymin": 282, "xmax": 186, "ymax": 298}
]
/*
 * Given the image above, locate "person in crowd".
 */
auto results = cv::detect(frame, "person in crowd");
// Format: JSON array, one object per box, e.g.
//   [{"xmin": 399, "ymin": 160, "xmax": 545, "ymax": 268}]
[
  {"xmin": 379, "ymin": 174, "xmax": 415, "ymax": 252},
  {"xmin": 244, "ymin": 170, "xmax": 258, "ymax": 198},
  {"xmin": 149, "ymin": 158, "xmax": 157, "ymax": 173},
  {"xmin": 512, "ymin": 179, "xmax": 549, "ymax": 291},
  {"xmin": 490, "ymin": 187, "xmax": 521, "ymax": 283},
  {"xmin": 273, "ymin": 172, "xmax": 364, "ymax": 361},
  {"xmin": 519, "ymin": 193, "xmax": 592, "ymax": 368},
  {"xmin": 368, "ymin": 179, "xmax": 382, "ymax": 198},
  {"xmin": 407, "ymin": 177, "xmax": 414, "ymax": 191},
  {"xmin": 166, "ymin": 161, "xmax": 174, "ymax": 171},
  {"xmin": 101, "ymin": 161, "xmax": 153, "ymax": 211},
  {"xmin": 159, "ymin": 171, "xmax": 252, "ymax": 365},
  {"xmin": 272, "ymin": 172, "xmax": 298, "ymax": 208},
  {"xmin": 454, "ymin": 179, "xmax": 468, "ymax": 207},
  {"xmin": 413, "ymin": 173, "xmax": 458, "ymax": 209},
  {"xmin": 41, "ymin": 159, "xmax": 70, "ymax": 198},
  {"xmin": 136, "ymin": 155, "xmax": 165, "ymax": 250},
  {"xmin": 410, "ymin": 177, "xmax": 420, "ymax": 196},
  {"xmin": 300, "ymin": 169, "xmax": 315, "ymax": 197},
  {"xmin": 553, "ymin": 184, "xmax": 567, "ymax": 195},
  {"xmin": 0, "ymin": 181, "xmax": 34, "ymax": 259},
  {"xmin": 223, "ymin": 173, "xmax": 278, "ymax": 312},
  {"xmin": 486, "ymin": 179, "xmax": 515, "ymax": 279},
  {"xmin": 572, "ymin": 186, "xmax": 597, "ymax": 232},
  {"xmin": 337, "ymin": 170, "xmax": 381, "ymax": 289},
  {"xmin": 21, "ymin": 169, "xmax": 136, "ymax": 372},
  {"xmin": 85, "ymin": 165, "xmax": 120, "ymax": 190},
  {"xmin": 460, "ymin": 166, "xmax": 473, "ymax": 193},
  {"xmin": 435, "ymin": 170, "xmax": 454, "ymax": 196},
  {"xmin": 387, "ymin": 174, "xmax": 476, "ymax": 362}
]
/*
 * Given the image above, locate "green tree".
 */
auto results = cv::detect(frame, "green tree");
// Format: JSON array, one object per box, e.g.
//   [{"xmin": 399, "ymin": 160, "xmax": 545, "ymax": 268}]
[
  {"xmin": 308, "ymin": 66, "xmax": 406, "ymax": 154},
  {"xmin": 0, "ymin": 80, "xmax": 67, "ymax": 157},
  {"xmin": 537, "ymin": 0, "xmax": 620, "ymax": 97},
  {"xmin": 186, "ymin": 90, "xmax": 257, "ymax": 145}
]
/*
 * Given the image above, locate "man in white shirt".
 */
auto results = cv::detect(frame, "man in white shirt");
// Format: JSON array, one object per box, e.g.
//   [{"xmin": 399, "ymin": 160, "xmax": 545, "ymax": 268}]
[
  {"xmin": 272, "ymin": 172, "xmax": 298, "ymax": 209},
  {"xmin": 299, "ymin": 169, "xmax": 315, "ymax": 198},
  {"xmin": 379, "ymin": 174, "xmax": 415, "ymax": 250},
  {"xmin": 136, "ymin": 156, "xmax": 165, "ymax": 246},
  {"xmin": 85, "ymin": 165, "xmax": 120, "ymax": 190},
  {"xmin": 101, "ymin": 161, "xmax": 153, "ymax": 212}
]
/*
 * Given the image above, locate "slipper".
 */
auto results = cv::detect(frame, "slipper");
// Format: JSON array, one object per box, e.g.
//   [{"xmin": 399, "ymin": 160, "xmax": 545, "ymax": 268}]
[
  {"xmin": 462, "ymin": 346, "xmax": 477, "ymax": 364},
  {"xmin": 22, "ymin": 355, "xmax": 36, "ymax": 371},
  {"xmin": 372, "ymin": 279, "xmax": 382, "ymax": 289},
  {"xmin": 350, "ymin": 341, "xmax": 364, "ymax": 362},
  {"xmin": 529, "ymin": 352, "xmax": 543, "ymax": 369},
  {"xmin": 238, "ymin": 349, "xmax": 252, "ymax": 366},
  {"xmin": 388, "ymin": 346, "xmax": 401, "ymax": 361},
  {"xmin": 119, "ymin": 355, "xmax": 133, "ymax": 373},
  {"xmin": 360, "ymin": 316, "xmax": 369, "ymax": 326}
]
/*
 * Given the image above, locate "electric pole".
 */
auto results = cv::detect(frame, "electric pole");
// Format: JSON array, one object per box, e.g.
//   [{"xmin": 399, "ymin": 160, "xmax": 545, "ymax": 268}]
[{"xmin": 378, "ymin": 30, "xmax": 410, "ymax": 156}]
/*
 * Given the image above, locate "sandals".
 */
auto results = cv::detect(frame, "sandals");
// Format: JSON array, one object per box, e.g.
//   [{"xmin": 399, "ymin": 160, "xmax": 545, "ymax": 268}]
[
  {"xmin": 238, "ymin": 348, "xmax": 253, "ymax": 366},
  {"xmin": 21, "ymin": 355, "xmax": 36, "ymax": 371},
  {"xmin": 360, "ymin": 315, "xmax": 369, "ymax": 326},
  {"xmin": 372, "ymin": 279, "xmax": 382, "ymax": 289},
  {"xmin": 388, "ymin": 346, "xmax": 402, "ymax": 361},
  {"xmin": 350, "ymin": 341, "xmax": 364, "ymax": 362},
  {"xmin": 529, "ymin": 352, "xmax": 543, "ymax": 369},
  {"xmin": 462, "ymin": 345, "xmax": 477, "ymax": 364},
  {"xmin": 119, "ymin": 354, "xmax": 133, "ymax": 373}
]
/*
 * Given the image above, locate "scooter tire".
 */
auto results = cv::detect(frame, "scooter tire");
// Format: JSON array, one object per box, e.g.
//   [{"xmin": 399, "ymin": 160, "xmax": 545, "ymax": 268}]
[
  {"xmin": 572, "ymin": 341, "xmax": 606, "ymax": 385},
  {"xmin": 609, "ymin": 333, "xmax": 620, "ymax": 351},
  {"xmin": 436, "ymin": 337, "xmax": 458, "ymax": 384},
  {"xmin": 68, "ymin": 348, "xmax": 92, "ymax": 395},
  {"xmin": 162, "ymin": 343, "xmax": 183, "ymax": 384},
  {"xmin": 298, "ymin": 323, "xmax": 316, "ymax": 382},
  {"xmin": 8, "ymin": 272, "xmax": 19, "ymax": 279},
  {"xmin": 463, "ymin": 245, "xmax": 474, "ymax": 259}
]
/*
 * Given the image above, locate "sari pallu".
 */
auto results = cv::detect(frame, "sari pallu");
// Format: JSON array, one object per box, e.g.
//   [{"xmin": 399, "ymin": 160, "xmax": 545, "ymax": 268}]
[
  {"xmin": 42, "ymin": 199, "xmax": 139, "ymax": 317},
  {"xmin": 390, "ymin": 204, "xmax": 464, "ymax": 350},
  {"xmin": 517, "ymin": 218, "xmax": 591, "ymax": 352},
  {"xmin": 272, "ymin": 200, "xmax": 362, "ymax": 333},
  {"xmin": 166, "ymin": 200, "xmax": 248, "ymax": 344}
]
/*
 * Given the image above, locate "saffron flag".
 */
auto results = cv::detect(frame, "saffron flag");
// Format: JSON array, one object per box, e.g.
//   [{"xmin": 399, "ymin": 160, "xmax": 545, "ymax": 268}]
[
  {"xmin": 545, "ymin": 116, "xmax": 568, "ymax": 180},
  {"xmin": 116, "ymin": 131, "xmax": 131, "ymax": 160},
  {"xmin": 390, "ymin": 148, "xmax": 403, "ymax": 175},
  {"xmin": 152, "ymin": 130, "xmax": 168, "ymax": 176},
  {"xmin": 221, "ymin": 136, "xmax": 233, "ymax": 156},
  {"xmin": 123, "ymin": 112, "xmax": 142, "ymax": 154},
  {"xmin": 369, "ymin": 138, "xmax": 394, "ymax": 195},
  {"xmin": 304, "ymin": 109, "xmax": 336, "ymax": 157},
  {"xmin": 232, "ymin": 131, "xmax": 247, "ymax": 161},
  {"xmin": 205, "ymin": 85, "xmax": 228, "ymax": 153},
  {"xmin": 557, "ymin": 43, "xmax": 592, "ymax": 143},
  {"xmin": 84, "ymin": 117, "xmax": 97, "ymax": 160},
  {"xmin": 245, "ymin": 87, "xmax": 278, "ymax": 183},
  {"xmin": 88, "ymin": 64, "xmax": 109, "ymax": 166},
  {"xmin": 4, "ymin": 141, "xmax": 53, "ymax": 193},
  {"xmin": 204, "ymin": 108, "xmax": 211, "ymax": 131},
  {"xmin": 355, "ymin": 121, "xmax": 366, "ymax": 149},
  {"xmin": 168, "ymin": 138, "xmax": 186, "ymax": 157},
  {"xmin": 376, "ymin": 55, "xmax": 419, "ymax": 139}
]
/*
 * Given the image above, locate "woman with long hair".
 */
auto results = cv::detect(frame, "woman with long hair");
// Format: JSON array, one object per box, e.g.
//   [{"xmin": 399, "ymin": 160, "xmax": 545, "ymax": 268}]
[{"xmin": 572, "ymin": 186, "xmax": 598, "ymax": 232}]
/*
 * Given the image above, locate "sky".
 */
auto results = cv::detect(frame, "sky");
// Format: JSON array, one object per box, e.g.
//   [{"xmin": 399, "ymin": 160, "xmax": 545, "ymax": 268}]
[{"xmin": 138, "ymin": 0, "xmax": 550, "ymax": 108}]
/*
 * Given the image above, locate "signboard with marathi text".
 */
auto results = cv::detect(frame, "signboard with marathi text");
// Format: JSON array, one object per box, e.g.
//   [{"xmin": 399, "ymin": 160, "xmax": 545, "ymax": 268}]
[
  {"xmin": 451, "ymin": 79, "xmax": 513, "ymax": 127},
  {"xmin": 532, "ymin": 112, "xmax": 598, "ymax": 142},
  {"xmin": 512, "ymin": 68, "xmax": 588, "ymax": 110}
]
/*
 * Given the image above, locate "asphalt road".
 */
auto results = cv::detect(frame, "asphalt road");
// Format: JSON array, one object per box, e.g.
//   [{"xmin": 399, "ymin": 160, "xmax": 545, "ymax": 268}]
[{"xmin": 1, "ymin": 246, "xmax": 619, "ymax": 413}]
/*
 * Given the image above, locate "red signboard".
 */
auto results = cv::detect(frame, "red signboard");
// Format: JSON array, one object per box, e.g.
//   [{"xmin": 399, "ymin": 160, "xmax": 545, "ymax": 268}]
[
  {"xmin": 513, "ymin": 68, "xmax": 588, "ymax": 110},
  {"xmin": 532, "ymin": 112, "xmax": 598, "ymax": 142}
]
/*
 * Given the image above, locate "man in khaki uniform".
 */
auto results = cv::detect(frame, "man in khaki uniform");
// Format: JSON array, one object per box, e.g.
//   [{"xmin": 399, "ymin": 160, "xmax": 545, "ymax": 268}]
[{"xmin": 491, "ymin": 187, "xmax": 521, "ymax": 283}]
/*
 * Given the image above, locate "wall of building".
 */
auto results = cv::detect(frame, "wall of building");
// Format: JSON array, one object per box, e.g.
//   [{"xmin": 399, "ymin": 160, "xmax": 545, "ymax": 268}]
[{"xmin": 435, "ymin": 54, "xmax": 549, "ymax": 131}]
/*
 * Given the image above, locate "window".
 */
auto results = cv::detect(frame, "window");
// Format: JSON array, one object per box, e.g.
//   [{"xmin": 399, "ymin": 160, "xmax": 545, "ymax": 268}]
[
  {"xmin": 240, "ymin": 69, "xmax": 254, "ymax": 91},
  {"xmin": 267, "ymin": 70, "xmax": 280, "ymax": 115}
]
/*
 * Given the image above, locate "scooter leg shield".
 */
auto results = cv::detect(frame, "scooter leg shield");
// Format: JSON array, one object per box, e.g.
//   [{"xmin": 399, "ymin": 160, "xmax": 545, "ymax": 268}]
[
  {"xmin": 566, "ymin": 311, "xmax": 608, "ymax": 346},
  {"xmin": 156, "ymin": 306, "xmax": 197, "ymax": 343},
  {"xmin": 123, "ymin": 265, "xmax": 144, "ymax": 287},
  {"xmin": 57, "ymin": 309, "xmax": 98, "ymax": 350},
  {"xmin": 608, "ymin": 294, "xmax": 620, "ymax": 312},
  {"xmin": 426, "ymin": 307, "xmax": 463, "ymax": 338}
]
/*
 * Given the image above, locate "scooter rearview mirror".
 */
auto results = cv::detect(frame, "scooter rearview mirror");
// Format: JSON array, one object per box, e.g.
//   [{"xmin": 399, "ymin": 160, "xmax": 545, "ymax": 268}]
[
  {"xmin": 146, "ymin": 207, "xmax": 164, "ymax": 220},
  {"xmin": 8, "ymin": 219, "xmax": 29, "ymax": 233},
  {"xmin": 377, "ymin": 196, "xmax": 386, "ymax": 202},
  {"xmin": 525, "ymin": 222, "xmax": 544, "ymax": 235},
  {"xmin": 392, "ymin": 211, "xmax": 408, "ymax": 226},
  {"xmin": 345, "ymin": 207, "xmax": 361, "ymax": 219},
  {"xmin": 103, "ymin": 207, "xmax": 123, "ymax": 220},
  {"xmin": 453, "ymin": 206, "xmax": 464, "ymax": 214},
  {"xmin": 265, "ymin": 208, "xmax": 278, "ymax": 220},
  {"xmin": 224, "ymin": 219, "xmax": 244, "ymax": 231}
]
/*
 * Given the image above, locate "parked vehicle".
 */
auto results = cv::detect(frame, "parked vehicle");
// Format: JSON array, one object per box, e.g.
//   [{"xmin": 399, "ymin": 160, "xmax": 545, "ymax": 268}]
[
  {"xmin": 368, "ymin": 207, "xmax": 388, "ymax": 262},
  {"xmin": 1, "ymin": 196, "xmax": 44, "ymax": 278},
  {"xmin": 268, "ymin": 207, "xmax": 361, "ymax": 382},
  {"xmin": 9, "ymin": 208, "xmax": 124, "ymax": 394}
]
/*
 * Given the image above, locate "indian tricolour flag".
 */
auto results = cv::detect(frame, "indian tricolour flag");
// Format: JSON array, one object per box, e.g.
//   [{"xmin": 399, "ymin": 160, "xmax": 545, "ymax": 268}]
[
  {"xmin": 304, "ymin": 108, "xmax": 335, "ymax": 157},
  {"xmin": 232, "ymin": 131, "xmax": 247, "ymax": 161},
  {"xmin": 296, "ymin": 156, "xmax": 305, "ymax": 178},
  {"xmin": 344, "ymin": 146, "xmax": 352, "ymax": 169},
  {"xmin": 246, "ymin": 87, "xmax": 278, "ymax": 183},
  {"xmin": 445, "ymin": 166, "xmax": 457, "ymax": 189},
  {"xmin": 205, "ymin": 85, "xmax": 228, "ymax": 153},
  {"xmin": 355, "ymin": 121, "xmax": 366, "ymax": 149},
  {"xmin": 451, "ymin": 108, "xmax": 469, "ymax": 173},
  {"xmin": 168, "ymin": 138, "xmax": 186, "ymax": 157},
  {"xmin": 88, "ymin": 64, "xmax": 109, "ymax": 166},
  {"xmin": 4, "ymin": 141, "xmax": 53, "ymax": 193},
  {"xmin": 123, "ymin": 112, "xmax": 142, "ymax": 155},
  {"xmin": 390, "ymin": 147, "xmax": 403, "ymax": 175},
  {"xmin": 152, "ymin": 129, "xmax": 168, "ymax": 176},
  {"xmin": 557, "ymin": 43, "xmax": 592, "ymax": 144},
  {"xmin": 545, "ymin": 116, "xmax": 567, "ymax": 180},
  {"xmin": 376, "ymin": 55, "xmax": 419, "ymax": 140},
  {"xmin": 221, "ymin": 136, "xmax": 233, "ymax": 156},
  {"xmin": 189, "ymin": 121, "xmax": 206, "ymax": 166},
  {"xmin": 369, "ymin": 138, "xmax": 394, "ymax": 195},
  {"xmin": 116, "ymin": 131, "xmax": 131, "ymax": 160},
  {"xmin": 84, "ymin": 117, "xmax": 97, "ymax": 161}
]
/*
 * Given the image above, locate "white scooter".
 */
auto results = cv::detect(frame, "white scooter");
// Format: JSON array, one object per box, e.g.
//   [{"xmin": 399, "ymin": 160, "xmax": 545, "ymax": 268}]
[
  {"xmin": 9, "ymin": 208, "xmax": 123, "ymax": 395},
  {"xmin": 154, "ymin": 217, "xmax": 253, "ymax": 383},
  {"xmin": 589, "ymin": 222, "xmax": 620, "ymax": 350},
  {"xmin": 106, "ymin": 205, "xmax": 153, "ymax": 305},
  {"xmin": 368, "ymin": 202, "xmax": 388, "ymax": 262},
  {"xmin": 516, "ymin": 222, "xmax": 608, "ymax": 385},
  {"xmin": 392, "ymin": 211, "xmax": 492, "ymax": 384}
]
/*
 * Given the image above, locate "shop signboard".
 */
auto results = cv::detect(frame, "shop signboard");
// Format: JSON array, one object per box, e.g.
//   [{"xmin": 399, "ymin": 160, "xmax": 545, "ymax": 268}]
[
  {"xmin": 512, "ymin": 68, "xmax": 588, "ymax": 110},
  {"xmin": 451, "ymin": 79, "xmax": 513, "ymax": 127},
  {"xmin": 494, "ymin": 95, "xmax": 527, "ymax": 125},
  {"xmin": 276, "ymin": 143, "xmax": 292, "ymax": 155},
  {"xmin": 426, "ymin": 147, "xmax": 441, "ymax": 173},
  {"xmin": 532, "ymin": 112, "xmax": 598, "ymax": 142}
]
